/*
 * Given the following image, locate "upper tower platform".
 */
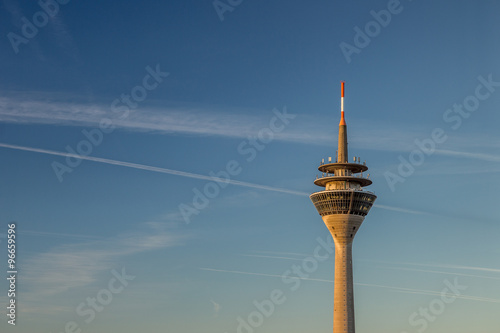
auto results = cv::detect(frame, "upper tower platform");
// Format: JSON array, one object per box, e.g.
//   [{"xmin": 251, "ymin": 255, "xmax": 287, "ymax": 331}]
[
  {"xmin": 310, "ymin": 82, "xmax": 376, "ymax": 216},
  {"xmin": 311, "ymin": 82, "xmax": 375, "ymax": 192}
]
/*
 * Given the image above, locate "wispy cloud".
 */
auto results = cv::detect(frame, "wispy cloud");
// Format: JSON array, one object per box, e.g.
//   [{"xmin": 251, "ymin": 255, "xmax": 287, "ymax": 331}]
[
  {"xmin": 414, "ymin": 160, "xmax": 500, "ymax": 176},
  {"xmin": 0, "ymin": 96, "xmax": 457, "ymax": 152},
  {"xmin": 22, "ymin": 222, "xmax": 185, "ymax": 297},
  {"xmin": 435, "ymin": 149, "xmax": 500, "ymax": 162},
  {"xmin": 211, "ymin": 299, "xmax": 221, "ymax": 317},
  {"xmin": 21, "ymin": 229, "xmax": 103, "ymax": 240},
  {"xmin": 0, "ymin": 95, "xmax": 325, "ymax": 143},
  {"xmin": 2, "ymin": 94, "xmax": 499, "ymax": 155},
  {"xmin": 0, "ymin": 222, "xmax": 186, "ymax": 316},
  {"xmin": 0, "ymin": 94, "xmax": 429, "ymax": 149}
]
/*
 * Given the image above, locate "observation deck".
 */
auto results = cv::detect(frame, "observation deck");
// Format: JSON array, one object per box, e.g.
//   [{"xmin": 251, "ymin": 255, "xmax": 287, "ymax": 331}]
[
  {"xmin": 310, "ymin": 189, "xmax": 376, "ymax": 217},
  {"xmin": 314, "ymin": 158, "xmax": 373, "ymax": 188},
  {"xmin": 311, "ymin": 155, "xmax": 376, "ymax": 216}
]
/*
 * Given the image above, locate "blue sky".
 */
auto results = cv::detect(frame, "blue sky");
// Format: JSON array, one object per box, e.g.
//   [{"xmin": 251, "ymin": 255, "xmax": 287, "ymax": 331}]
[{"xmin": 0, "ymin": 0, "xmax": 499, "ymax": 332}]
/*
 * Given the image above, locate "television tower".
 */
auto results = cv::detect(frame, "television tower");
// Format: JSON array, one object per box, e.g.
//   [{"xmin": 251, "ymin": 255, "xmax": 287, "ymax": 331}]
[{"xmin": 310, "ymin": 82, "xmax": 377, "ymax": 333}]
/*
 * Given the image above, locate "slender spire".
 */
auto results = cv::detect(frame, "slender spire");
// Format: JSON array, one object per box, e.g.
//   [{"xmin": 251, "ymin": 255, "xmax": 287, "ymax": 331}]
[{"xmin": 338, "ymin": 81, "xmax": 348, "ymax": 163}]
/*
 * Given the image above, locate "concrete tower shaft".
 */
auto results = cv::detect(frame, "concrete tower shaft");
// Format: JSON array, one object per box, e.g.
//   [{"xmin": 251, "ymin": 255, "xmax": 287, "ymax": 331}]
[
  {"xmin": 324, "ymin": 214, "xmax": 364, "ymax": 333},
  {"xmin": 309, "ymin": 82, "xmax": 376, "ymax": 333},
  {"xmin": 334, "ymin": 242, "xmax": 354, "ymax": 333}
]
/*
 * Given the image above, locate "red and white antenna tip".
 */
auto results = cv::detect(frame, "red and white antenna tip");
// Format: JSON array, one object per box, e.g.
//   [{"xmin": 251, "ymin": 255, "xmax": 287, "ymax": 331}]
[{"xmin": 340, "ymin": 81, "xmax": 346, "ymax": 125}]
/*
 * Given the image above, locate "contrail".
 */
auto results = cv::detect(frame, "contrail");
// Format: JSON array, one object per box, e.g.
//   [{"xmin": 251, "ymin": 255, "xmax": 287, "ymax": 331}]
[
  {"xmin": 382, "ymin": 266, "xmax": 500, "ymax": 281},
  {"xmin": 200, "ymin": 267, "xmax": 500, "ymax": 304},
  {"xmin": 374, "ymin": 260, "xmax": 500, "ymax": 275},
  {"xmin": 373, "ymin": 204, "xmax": 431, "ymax": 216},
  {"xmin": 0, "ymin": 142, "xmax": 432, "ymax": 216},
  {"xmin": 439, "ymin": 264, "xmax": 500, "ymax": 274},
  {"xmin": 356, "ymin": 283, "xmax": 500, "ymax": 304},
  {"xmin": 251, "ymin": 250, "xmax": 311, "ymax": 257},
  {"xmin": 241, "ymin": 254, "xmax": 305, "ymax": 261},
  {"xmin": 0, "ymin": 142, "xmax": 308, "ymax": 196},
  {"xmin": 199, "ymin": 267, "xmax": 333, "ymax": 283}
]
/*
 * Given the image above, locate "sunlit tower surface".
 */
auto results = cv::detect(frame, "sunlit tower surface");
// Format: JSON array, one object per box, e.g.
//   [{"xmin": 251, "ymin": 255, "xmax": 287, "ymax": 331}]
[{"xmin": 310, "ymin": 82, "xmax": 377, "ymax": 333}]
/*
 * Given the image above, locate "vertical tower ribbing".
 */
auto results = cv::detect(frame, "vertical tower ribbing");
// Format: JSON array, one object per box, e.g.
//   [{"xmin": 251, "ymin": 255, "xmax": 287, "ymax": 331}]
[
  {"xmin": 334, "ymin": 242, "xmax": 354, "ymax": 332},
  {"xmin": 310, "ymin": 82, "xmax": 377, "ymax": 333}
]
